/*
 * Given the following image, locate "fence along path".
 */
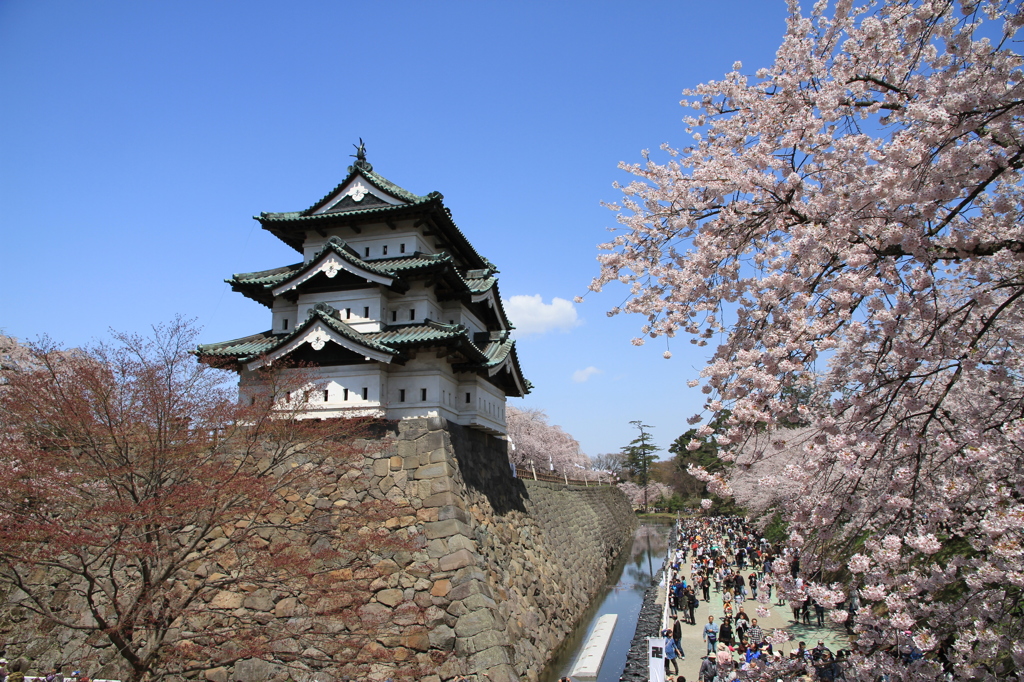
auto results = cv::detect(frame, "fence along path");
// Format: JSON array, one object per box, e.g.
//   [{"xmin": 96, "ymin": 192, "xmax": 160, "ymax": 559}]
[{"xmin": 512, "ymin": 464, "xmax": 613, "ymax": 487}]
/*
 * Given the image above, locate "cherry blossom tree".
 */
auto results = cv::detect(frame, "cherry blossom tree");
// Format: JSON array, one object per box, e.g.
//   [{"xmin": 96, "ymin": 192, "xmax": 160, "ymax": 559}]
[
  {"xmin": 592, "ymin": 1, "xmax": 1024, "ymax": 678},
  {"xmin": 616, "ymin": 481, "xmax": 674, "ymax": 510},
  {"xmin": 0, "ymin": 321, "xmax": 426, "ymax": 681},
  {"xmin": 0, "ymin": 334, "xmax": 35, "ymax": 381},
  {"xmin": 506, "ymin": 405, "xmax": 592, "ymax": 475}
]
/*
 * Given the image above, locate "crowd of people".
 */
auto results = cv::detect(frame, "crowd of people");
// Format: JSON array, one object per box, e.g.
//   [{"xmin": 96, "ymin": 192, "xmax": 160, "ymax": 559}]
[{"xmin": 659, "ymin": 516, "xmax": 846, "ymax": 682}]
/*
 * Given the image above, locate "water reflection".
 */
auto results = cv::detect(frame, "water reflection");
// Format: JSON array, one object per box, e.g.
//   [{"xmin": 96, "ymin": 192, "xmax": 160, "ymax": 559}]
[{"xmin": 540, "ymin": 523, "xmax": 671, "ymax": 682}]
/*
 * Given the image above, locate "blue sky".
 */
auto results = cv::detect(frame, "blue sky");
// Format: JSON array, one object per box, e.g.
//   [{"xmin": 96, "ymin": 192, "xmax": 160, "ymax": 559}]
[{"xmin": 0, "ymin": 0, "xmax": 790, "ymax": 458}]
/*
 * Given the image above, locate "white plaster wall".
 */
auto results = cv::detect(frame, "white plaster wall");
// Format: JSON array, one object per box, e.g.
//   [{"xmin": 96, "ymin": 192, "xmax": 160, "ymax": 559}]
[
  {"xmin": 382, "ymin": 281, "xmax": 442, "ymax": 325},
  {"xmin": 239, "ymin": 353, "xmax": 507, "ymax": 434},
  {"xmin": 303, "ymin": 223, "xmax": 434, "ymax": 262},
  {"xmin": 295, "ymin": 290, "xmax": 385, "ymax": 332},
  {"xmin": 271, "ymin": 301, "xmax": 299, "ymax": 334},
  {"xmin": 239, "ymin": 365, "xmax": 387, "ymax": 417},
  {"xmin": 440, "ymin": 302, "xmax": 487, "ymax": 336},
  {"xmin": 454, "ymin": 375, "xmax": 507, "ymax": 433},
  {"xmin": 258, "ymin": 206, "xmax": 511, "ymax": 433}
]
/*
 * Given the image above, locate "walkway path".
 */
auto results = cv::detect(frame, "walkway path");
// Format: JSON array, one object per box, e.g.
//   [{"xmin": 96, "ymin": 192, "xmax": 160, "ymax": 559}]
[{"xmin": 659, "ymin": 567, "xmax": 851, "ymax": 681}]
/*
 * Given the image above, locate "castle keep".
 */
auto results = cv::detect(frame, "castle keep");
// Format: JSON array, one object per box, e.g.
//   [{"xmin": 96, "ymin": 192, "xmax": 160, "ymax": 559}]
[{"xmin": 197, "ymin": 145, "xmax": 529, "ymax": 434}]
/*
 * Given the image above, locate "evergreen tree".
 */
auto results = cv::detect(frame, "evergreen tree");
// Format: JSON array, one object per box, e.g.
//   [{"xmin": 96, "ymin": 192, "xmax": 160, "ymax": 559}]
[
  {"xmin": 622, "ymin": 420, "xmax": 658, "ymax": 511},
  {"xmin": 668, "ymin": 411, "xmax": 743, "ymax": 513}
]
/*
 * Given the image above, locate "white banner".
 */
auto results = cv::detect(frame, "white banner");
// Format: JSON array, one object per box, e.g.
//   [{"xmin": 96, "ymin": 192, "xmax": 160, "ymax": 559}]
[{"xmin": 647, "ymin": 637, "xmax": 667, "ymax": 682}]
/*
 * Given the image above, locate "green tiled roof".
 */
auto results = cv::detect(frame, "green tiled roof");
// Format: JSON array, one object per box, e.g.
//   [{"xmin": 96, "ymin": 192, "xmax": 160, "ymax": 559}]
[
  {"xmin": 228, "ymin": 239, "xmax": 466, "ymax": 308},
  {"xmin": 375, "ymin": 253, "xmax": 452, "ymax": 272},
  {"xmin": 370, "ymin": 321, "xmax": 491, "ymax": 365},
  {"xmin": 230, "ymin": 263, "xmax": 304, "ymax": 286},
  {"xmin": 456, "ymin": 337, "xmax": 513, "ymax": 370},
  {"xmin": 197, "ymin": 305, "xmax": 400, "ymax": 365},
  {"xmin": 303, "ymin": 166, "xmax": 433, "ymax": 215},
  {"xmin": 368, "ymin": 321, "xmax": 466, "ymax": 347},
  {"xmin": 255, "ymin": 166, "xmax": 490, "ymax": 270},
  {"xmin": 465, "ymin": 276, "xmax": 496, "ymax": 294},
  {"xmin": 260, "ymin": 196, "xmax": 434, "ymax": 223},
  {"xmin": 197, "ymin": 312, "xmax": 529, "ymax": 396},
  {"xmin": 453, "ymin": 338, "xmax": 529, "ymax": 396},
  {"xmin": 196, "ymin": 330, "xmax": 278, "ymax": 359},
  {"xmin": 198, "ymin": 309, "xmax": 476, "ymax": 366},
  {"xmin": 315, "ymin": 309, "xmax": 397, "ymax": 357}
]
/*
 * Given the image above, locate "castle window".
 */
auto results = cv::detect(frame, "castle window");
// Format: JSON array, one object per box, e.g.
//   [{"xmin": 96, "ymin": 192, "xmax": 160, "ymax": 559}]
[
  {"xmin": 421, "ymin": 388, "xmax": 427, "ymax": 401},
  {"xmin": 365, "ymin": 247, "xmax": 370, "ymax": 257},
  {"xmin": 343, "ymin": 388, "xmax": 349, "ymax": 401},
  {"xmin": 363, "ymin": 306, "xmax": 369, "ymax": 318},
  {"xmin": 282, "ymin": 318, "xmax": 289, "ymax": 330},
  {"xmin": 383, "ymin": 245, "xmax": 388, "ymax": 255},
  {"xmin": 399, "ymin": 389, "xmax": 406, "ymax": 402},
  {"xmin": 400, "ymin": 243, "xmax": 406, "ymax": 253},
  {"xmin": 250, "ymin": 396, "xmax": 256, "ymax": 406},
  {"xmin": 410, "ymin": 309, "xmax": 415, "ymax": 320},
  {"xmin": 465, "ymin": 392, "xmax": 471, "ymax": 404},
  {"xmin": 323, "ymin": 390, "xmax": 329, "ymax": 403},
  {"xmin": 346, "ymin": 308, "xmax": 351, "ymax": 319},
  {"xmin": 391, "ymin": 310, "xmax": 397, "ymax": 322},
  {"xmin": 362, "ymin": 387, "xmax": 368, "ymax": 400}
]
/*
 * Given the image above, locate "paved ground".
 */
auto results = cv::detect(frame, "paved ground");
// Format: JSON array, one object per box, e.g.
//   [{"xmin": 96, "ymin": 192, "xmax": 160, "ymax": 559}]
[{"xmin": 655, "ymin": 577, "xmax": 852, "ymax": 681}]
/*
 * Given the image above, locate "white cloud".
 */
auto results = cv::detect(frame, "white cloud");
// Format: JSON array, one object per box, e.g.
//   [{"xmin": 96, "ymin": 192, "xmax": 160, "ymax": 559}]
[
  {"xmin": 505, "ymin": 294, "xmax": 582, "ymax": 337},
  {"xmin": 572, "ymin": 366, "xmax": 603, "ymax": 383}
]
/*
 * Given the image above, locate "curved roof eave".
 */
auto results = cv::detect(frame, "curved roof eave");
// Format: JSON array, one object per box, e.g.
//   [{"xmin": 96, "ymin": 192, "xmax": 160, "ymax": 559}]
[
  {"xmin": 303, "ymin": 166, "xmax": 431, "ymax": 215},
  {"xmin": 470, "ymin": 283, "xmax": 514, "ymax": 332},
  {"xmin": 270, "ymin": 238, "xmax": 395, "ymax": 296},
  {"xmin": 258, "ymin": 194, "xmax": 490, "ymax": 270},
  {"xmin": 243, "ymin": 310, "xmax": 398, "ymax": 371}
]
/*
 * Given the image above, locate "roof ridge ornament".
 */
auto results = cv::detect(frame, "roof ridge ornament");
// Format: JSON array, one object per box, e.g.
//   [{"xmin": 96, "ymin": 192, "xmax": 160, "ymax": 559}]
[
  {"xmin": 349, "ymin": 138, "xmax": 373, "ymax": 173},
  {"xmin": 309, "ymin": 301, "xmax": 339, "ymax": 319}
]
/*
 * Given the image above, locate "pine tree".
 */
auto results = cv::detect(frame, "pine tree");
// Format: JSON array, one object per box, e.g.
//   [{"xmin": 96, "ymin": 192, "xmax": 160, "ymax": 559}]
[{"xmin": 622, "ymin": 420, "xmax": 658, "ymax": 511}]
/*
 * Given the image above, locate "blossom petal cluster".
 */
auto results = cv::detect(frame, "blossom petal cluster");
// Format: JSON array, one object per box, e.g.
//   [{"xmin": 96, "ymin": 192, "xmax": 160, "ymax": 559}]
[{"xmin": 594, "ymin": 0, "xmax": 1024, "ymax": 677}]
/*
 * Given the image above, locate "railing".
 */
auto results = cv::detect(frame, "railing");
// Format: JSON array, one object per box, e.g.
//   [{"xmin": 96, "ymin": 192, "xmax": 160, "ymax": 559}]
[{"xmin": 513, "ymin": 465, "xmax": 613, "ymax": 487}]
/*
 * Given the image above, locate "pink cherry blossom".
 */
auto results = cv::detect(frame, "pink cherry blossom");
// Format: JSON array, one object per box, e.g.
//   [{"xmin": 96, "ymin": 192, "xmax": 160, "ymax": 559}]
[
  {"xmin": 906, "ymin": 533, "xmax": 943, "ymax": 555},
  {"xmin": 591, "ymin": 0, "xmax": 1024, "ymax": 675},
  {"xmin": 618, "ymin": 481, "xmax": 674, "ymax": 508},
  {"xmin": 506, "ymin": 406, "xmax": 593, "ymax": 476},
  {"xmin": 860, "ymin": 585, "xmax": 887, "ymax": 602}
]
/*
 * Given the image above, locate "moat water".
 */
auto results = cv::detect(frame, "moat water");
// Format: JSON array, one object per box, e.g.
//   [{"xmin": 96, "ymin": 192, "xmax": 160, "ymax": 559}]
[{"xmin": 539, "ymin": 522, "xmax": 671, "ymax": 682}]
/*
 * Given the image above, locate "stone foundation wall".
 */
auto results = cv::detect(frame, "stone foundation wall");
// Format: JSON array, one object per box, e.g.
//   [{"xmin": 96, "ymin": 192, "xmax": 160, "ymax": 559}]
[
  {"xmin": 400, "ymin": 418, "xmax": 637, "ymax": 682},
  {"xmin": 0, "ymin": 417, "xmax": 636, "ymax": 682}
]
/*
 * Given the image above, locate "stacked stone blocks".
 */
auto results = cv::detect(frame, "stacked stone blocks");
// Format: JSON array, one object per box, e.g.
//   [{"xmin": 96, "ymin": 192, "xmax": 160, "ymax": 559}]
[{"xmin": 0, "ymin": 417, "xmax": 635, "ymax": 682}]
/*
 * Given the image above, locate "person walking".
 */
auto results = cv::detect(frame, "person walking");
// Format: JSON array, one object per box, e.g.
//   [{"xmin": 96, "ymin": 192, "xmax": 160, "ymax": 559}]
[
  {"xmin": 671, "ymin": 580, "xmax": 684, "ymax": 617},
  {"xmin": 663, "ymin": 629, "xmax": 683, "ymax": 676},
  {"xmin": 718, "ymin": 616, "xmax": 735, "ymax": 647},
  {"xmin": 747, "ymin": 618, "xmax": 765, "ymax": 647},
  {"xmin": 703, "ymin": 615, "xmax": 719, "ymax": 655},
  {"xmin": 698, "ymin": 655, "xmax": 718, "ymax": 682}
]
